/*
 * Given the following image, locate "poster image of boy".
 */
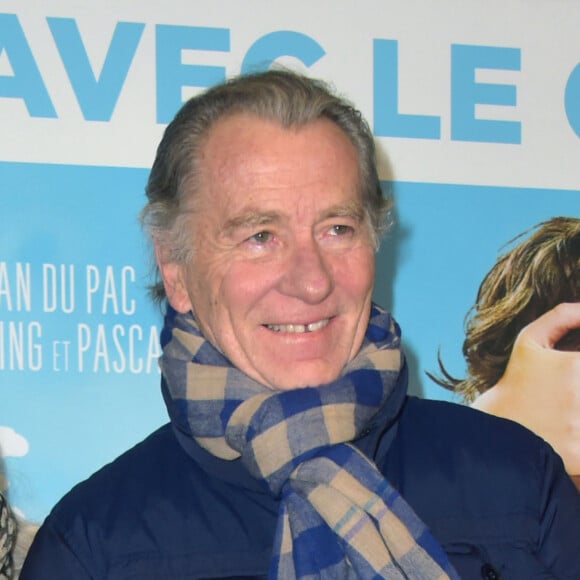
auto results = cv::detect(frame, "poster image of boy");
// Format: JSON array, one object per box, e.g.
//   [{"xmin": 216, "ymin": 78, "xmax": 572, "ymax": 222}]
[{"xmin": 430, "ymin": 217, "xmax": 580, "ymax": 489}]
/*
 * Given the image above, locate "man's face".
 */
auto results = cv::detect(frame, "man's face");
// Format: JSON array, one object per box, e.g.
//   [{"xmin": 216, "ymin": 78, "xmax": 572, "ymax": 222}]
[{"xmin": 162, "ymin": 112, "xmax": 376, "ymax": 390}]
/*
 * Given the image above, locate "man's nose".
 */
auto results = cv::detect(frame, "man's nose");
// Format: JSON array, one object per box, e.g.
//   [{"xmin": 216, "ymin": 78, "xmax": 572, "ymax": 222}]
[{"xmin": 277, "ymin": 238, "xmax": 334, "ymax": 303}]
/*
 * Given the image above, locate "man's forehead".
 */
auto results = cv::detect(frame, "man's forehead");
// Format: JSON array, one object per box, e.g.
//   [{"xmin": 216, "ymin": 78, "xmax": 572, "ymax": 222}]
[
  {"xmin": 191, "ymin": 112, "xmax": 364, "ymax": 225},
  {"xmin": 201, "ymin": 112, "xmax": 355, "ymax": 164}
]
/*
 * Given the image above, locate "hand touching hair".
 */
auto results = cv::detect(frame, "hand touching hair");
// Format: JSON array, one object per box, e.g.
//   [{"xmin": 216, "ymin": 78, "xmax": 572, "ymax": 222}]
[{"xmin": 430, "ymin": 216, "xmax": 580, "ymax": 402}]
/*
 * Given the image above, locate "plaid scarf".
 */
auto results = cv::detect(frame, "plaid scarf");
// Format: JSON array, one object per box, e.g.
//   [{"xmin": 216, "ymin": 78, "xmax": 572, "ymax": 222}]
[{"xmin": 161, "ymin": 304, "xmax": 459, "ymax": 579}]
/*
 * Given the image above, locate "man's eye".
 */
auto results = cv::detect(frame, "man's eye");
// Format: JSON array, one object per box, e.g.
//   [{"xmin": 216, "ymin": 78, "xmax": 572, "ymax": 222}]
[
  {"xmin": 249, "ymin": 231, "xmax": 272, "ymax": 244},
  {"xmin": 330, "ymin": 224, "xmax": 353, "ymax": 236}
]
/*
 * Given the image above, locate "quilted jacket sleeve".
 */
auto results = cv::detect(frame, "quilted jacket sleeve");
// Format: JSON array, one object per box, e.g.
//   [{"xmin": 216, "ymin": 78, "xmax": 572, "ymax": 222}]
[
  {"xmin": 20, "ymin": 517, "xmax": 97, "ymax": 580},
  {"xmin": 535, "ymin": 441, "xmax": 580, "ymax": 578}
]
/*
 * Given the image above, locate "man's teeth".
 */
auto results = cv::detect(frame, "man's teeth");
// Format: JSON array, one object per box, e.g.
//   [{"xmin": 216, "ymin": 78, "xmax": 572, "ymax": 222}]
[{"xmin": 267, "ymin": 319, "xmax": 329, "ymax": 333}]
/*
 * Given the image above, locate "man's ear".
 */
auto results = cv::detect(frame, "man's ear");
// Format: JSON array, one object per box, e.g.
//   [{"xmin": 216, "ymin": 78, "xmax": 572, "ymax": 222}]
[{"xmin": 154, "ymin": 242, "xmax": 192, "ymax": 313}]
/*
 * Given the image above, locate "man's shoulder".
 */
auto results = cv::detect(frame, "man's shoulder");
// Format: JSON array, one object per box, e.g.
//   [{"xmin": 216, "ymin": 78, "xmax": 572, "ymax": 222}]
[
  {"xmin": 36, "ymin": 424, "xmax": 228, "ymax": 565},
  {"xmin": 48, "ymin": 424, "xmax": 184, "ymax": 522},
  {"xmin": 44, "ymin": 422, "xmax": 276, "ymax": 541},
  {"xmin": 80, "ymin": 422, "xmax": 178, "ymax": 480},
  {"xmin": 401, "ymin": 395, "xmax": 545, "ymax": 449},
  {"xmin": 390, "ymin": 396, "xmax": 555, "ymax": 499},
  {"xmin": 31, "ymin": 423, "xmax": 277, "ymax": 577}
]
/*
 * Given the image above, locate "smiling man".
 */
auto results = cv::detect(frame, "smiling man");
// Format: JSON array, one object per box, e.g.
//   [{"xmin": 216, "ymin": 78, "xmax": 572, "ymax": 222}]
[
  {"xmin": 22, "ymin": 70, "xmax": 580, "ymax": 579},
  {"xmin": 159, "ymin": 112, "xmax": 375, "ymax": 391}
]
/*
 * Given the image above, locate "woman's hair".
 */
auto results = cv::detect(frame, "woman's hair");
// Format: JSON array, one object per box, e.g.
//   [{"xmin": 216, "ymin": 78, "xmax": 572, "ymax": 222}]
[
  {"xmin": 140, "ymin": 68, "xmax": 392, "ymax": 301},
  {"xmin": 0, "ymin": 492, "xmax": 16, "ymax": 579},
  {"xmin": 11, "ymin": 519, "xmax": 38, "ymax": 578},
  {"xmin": 430, "ymin": 216, "xmax": 580, "ymax": 402},
  {"xmin": 0, "ymin": 487, "xmax": 39, "ymax": 579}
]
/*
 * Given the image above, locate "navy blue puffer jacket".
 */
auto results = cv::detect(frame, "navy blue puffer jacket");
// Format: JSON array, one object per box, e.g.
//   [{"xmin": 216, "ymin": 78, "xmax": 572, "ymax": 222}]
[{"xmin": 21, "ymin": 396, "xmax": 580, "ymax": 579}]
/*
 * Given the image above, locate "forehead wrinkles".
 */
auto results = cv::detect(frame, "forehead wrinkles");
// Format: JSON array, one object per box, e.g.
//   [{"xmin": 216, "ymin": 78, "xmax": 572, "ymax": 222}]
[
  {"xmin": 210, "ymin": 148, "xmax": 333, "ymax": 198},
  {"xmin": 193, "ymin": 114, "xmax": 363, "ymax": 214}
]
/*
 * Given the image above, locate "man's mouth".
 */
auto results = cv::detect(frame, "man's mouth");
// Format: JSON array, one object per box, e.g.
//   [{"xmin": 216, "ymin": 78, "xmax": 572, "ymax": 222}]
[{"xmin": 265, "ymin": 318, "xmax": 330, "ymax": 333}]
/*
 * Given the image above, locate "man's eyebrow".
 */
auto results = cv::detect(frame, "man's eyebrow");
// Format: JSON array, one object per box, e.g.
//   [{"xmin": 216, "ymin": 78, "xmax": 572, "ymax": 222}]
[
  {"xmin": 320, "ymin": 202, "xmax": 366, "ymax": 222},
  {"xmin": 222, "ymin": 203, "xmax": 365, "ymax": 235},
  {"xmin": 223, "ymin": 210, "xmax": 282, "ymax": 234}
]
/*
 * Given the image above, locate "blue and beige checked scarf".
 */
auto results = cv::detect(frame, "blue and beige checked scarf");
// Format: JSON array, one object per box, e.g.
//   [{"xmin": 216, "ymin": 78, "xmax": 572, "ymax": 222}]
[{"xmin": 161, "ymin": 304, "xmax": 459, "ymax": 579}]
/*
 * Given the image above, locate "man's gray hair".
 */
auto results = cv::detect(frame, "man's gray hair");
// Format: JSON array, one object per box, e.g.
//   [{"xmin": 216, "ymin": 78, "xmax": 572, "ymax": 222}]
[{"xmin": 141, "ymin": 69, "xmax": 392, "ymax": 301}]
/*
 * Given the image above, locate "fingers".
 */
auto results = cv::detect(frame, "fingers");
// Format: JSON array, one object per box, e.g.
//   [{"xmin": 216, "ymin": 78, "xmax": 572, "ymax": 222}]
[{"xmin": 517, "ymin": 302, "xmax": 580, "ymax": 349}]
